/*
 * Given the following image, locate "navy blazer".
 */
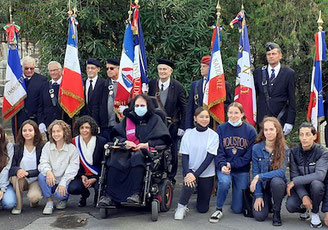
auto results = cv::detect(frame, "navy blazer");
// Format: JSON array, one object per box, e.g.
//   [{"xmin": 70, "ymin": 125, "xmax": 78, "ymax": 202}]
[
  {"xmin": 185, "ymin": 78, "xmax": 232, "ymax": 129},
  {"xmin": 148, "ymin": 78, "xmax": 186, "ymax": 134},
  {"xmin": 80, "ymin": 77, "xmax": 105, "ymax": 126},
  {"xmin": 13, "ymin": 73, "xmax": 48, "ymax": 130},
  {"xmin": 76, "ymin": 136, "xmax": 107, "ymax": 179},
  {"xmin": 38, "ymin": 80, "xmax": 72, "ymax": 127},
  {"xmin": 9, "ymin": 143, "xmax": 44, "ymax": 178},
  {"xmin": 254, "ymin": 65, "xmax": 296, "ymax": 126}
]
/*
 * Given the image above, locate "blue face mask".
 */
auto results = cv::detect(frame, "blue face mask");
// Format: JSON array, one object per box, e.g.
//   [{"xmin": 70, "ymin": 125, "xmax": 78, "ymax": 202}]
[
  {"xmin": 228, "ymin": 119, "xmax": 242, "ymax": 127},
  {"xmin": 134, "ymin": 106, "xmax": 147, "ymax": 117}
]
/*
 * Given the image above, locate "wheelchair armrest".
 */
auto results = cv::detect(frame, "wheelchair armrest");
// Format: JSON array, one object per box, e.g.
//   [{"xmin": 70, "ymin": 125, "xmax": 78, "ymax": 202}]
[{"xmin": 154, "ymin": 145, "xmax": 167, "ymax": 151}]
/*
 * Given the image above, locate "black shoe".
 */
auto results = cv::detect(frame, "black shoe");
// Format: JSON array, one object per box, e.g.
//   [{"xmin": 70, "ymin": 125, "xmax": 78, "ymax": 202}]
[
  {"xmin": 78, "ymin": 197, "xmax": 87, "ymax": 207},
  {"xmin": 127, "ymin": 194, "xmax": 140, "ymax": 203},
  {"xmin": 98, "ymin": 196, "xmax": 112, "ymax": 207},
  {"xmin": 272, "ymin": 211, "xmax": 282, "ymax": 226}
]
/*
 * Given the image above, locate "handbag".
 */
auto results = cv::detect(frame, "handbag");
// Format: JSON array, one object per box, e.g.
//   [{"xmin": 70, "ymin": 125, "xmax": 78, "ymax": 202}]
[{"xmin": 242, "ymin": 187, "xmax": 254, "ymax": 218}]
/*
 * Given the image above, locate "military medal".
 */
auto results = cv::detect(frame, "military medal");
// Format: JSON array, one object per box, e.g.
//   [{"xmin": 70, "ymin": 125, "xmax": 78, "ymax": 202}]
[{"xmin": 108, "ymin": 85, "xmax": 114, "ymax": 96}]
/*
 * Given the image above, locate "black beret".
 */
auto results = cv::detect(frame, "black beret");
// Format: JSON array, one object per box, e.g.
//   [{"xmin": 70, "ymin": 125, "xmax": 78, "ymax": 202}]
[
  {"xmin": 86, "ymin": 59, "xmax": 101, "ymax": 67},
  {"xmin": 265, "ymin": 42, "xmax": 281, "ymax": 52},
  {"xmin": 106, "ymin": 58, "xmax": 120, "ymax": 66},
  {"xmin": 157, "ymin": 58, "xmax": 174, "ymax": 68}
]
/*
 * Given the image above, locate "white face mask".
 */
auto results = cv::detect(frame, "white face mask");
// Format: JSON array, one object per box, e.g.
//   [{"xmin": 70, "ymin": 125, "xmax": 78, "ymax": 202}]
[{"xmin": 134, "ymin": 106, "xmax": 148, "ymax": 117}]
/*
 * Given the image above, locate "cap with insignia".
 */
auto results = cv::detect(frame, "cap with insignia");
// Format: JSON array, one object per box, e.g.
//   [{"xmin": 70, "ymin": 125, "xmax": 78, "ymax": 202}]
[
  {"xmin": 265, "ymin": 42, "xmax": 281, "ymax": 52},
  {"xmin": 86, "ymin": 59, "xmax": 101, "ymax": 67},
  {"xmin": 106, "ymin": 58, "xmax": 120, "ymax": 66},
  {"xmin": 157, "ymin": 58, "xmax": 174, "ymax": 68}
]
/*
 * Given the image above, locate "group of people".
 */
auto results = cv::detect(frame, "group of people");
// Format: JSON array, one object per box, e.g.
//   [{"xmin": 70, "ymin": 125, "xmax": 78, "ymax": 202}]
[{"xmin": 1, "ymin": 41, "xmax": 326, "ymax": 228}]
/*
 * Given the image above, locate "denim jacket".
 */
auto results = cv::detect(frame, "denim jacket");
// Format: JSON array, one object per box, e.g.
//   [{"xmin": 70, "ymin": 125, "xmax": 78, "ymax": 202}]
[{"xmin": 252, "ymin": 141, "xmax": 289, "ymax": 198}]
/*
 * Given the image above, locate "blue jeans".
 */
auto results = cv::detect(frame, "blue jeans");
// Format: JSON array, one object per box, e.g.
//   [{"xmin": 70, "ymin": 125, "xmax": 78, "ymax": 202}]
[
  {"xmin": 38, "ymin": 174, "xmax": 69, "ymax": 200},
  {"xmin": 2, "ymin": 185, "xmax": 16, "ymax": 209},
  {"xmin": 216, "ymin": 171, "xmax": 249, "ymax": 214}
]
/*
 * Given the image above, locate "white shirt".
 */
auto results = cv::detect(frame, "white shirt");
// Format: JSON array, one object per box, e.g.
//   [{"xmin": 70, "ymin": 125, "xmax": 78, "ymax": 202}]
[
  {"xmin": 80, "ymin": 136, "xmax": 96, "ymax": 165},
  {"xmin": 86, "ymin": 76, "xmax": 98, "ymax": 102},
  {"xmin": 179, "ymin": 128, "xmax": 219, "ymax": 177},
  {"xmin": 268, "ymin": 63, "xmax": 281, "ymax": 78},
  {"xmin": 50, "ymin": 76, "xmax": 62, "ymax": 85},
  {"xmin": 158, "ymin": 78, "xmax": 170, "ymax": 91},
  {"xmin": 20, "ymin": 146, "xmax": 37, "ymax": 184}
]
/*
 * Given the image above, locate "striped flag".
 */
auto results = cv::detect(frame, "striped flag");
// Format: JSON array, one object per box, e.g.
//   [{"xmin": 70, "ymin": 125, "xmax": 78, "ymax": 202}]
[
  {"xmin": 203, "ymin": 25, "xmax": 226, "ymax": 124},
  {"xmin": 307, "ymin": 31, "xmax": 326, "ymax": 129},
  {"xmin": 59, "ymin": 13, "xmax": 85, "ymax": 118},
  {"xmin": 231, "ymin": 10, "xmax": 257, "ymax": 126},
  {"xmin": 2, "ymin": 23, "xmax": 27, "ymax": 120}
]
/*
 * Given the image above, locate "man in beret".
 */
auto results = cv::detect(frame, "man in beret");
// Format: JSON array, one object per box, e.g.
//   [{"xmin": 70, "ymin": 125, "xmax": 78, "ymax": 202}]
[
  {"xmin": 81, "ymin": 59, "xmax": 105, "ymax": 126},
  {"xmin": 253, "ymin": 42, "xmax": 296, "ymax": 135},
  {"xmin": 185, "ymin": 56, "xmax": 232, "ymax": 129},
  {"xmin": 99, "ymin": 58, "xmax": 120, "ymax": 140},
  {"xmin": 148, "ymin": 58, "xmax": 187, "ymax": 184}
]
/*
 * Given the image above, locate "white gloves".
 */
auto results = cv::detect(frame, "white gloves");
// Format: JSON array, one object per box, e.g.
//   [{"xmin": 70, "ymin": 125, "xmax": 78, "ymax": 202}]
[
  {"xmin": 119, "ymin": 105, "xmax": 128, "ymax": 113},
  {"xmin": 39, "ymin": 123, "xmax": 47, "ymax": 134},
  {"xmin": 177, "ymin": 128, "xmax": 185, "ymax": 137},
  {"xmin": 283, "ymin": 123, "xmax": 293, "ymax": 135}
]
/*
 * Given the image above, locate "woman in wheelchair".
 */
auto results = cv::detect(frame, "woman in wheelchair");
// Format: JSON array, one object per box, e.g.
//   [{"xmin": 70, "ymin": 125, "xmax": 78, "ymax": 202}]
[{"xmin": 99, "ymin": 94, "xmax": 171, "ymax": 205}]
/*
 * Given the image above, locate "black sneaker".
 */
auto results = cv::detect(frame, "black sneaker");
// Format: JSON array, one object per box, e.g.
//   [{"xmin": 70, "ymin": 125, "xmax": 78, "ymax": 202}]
[
  {"xmin": 272, "ymin": 211, "xmax": 282, "ymax": 226},
  {"xmin": 78, "ymin": 197, "xmax": 87, "ymax": 207}
]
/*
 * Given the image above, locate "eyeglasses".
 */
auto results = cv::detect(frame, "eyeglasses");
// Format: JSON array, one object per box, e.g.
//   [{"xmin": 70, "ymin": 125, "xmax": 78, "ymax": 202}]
[
  {"xmin": 48, "ymin": 68, "xmax": 60, "ymax": 73},
  {"xmin": 24, "ymin": 67, "xmax": 35, "ymax": 70},
  {"xmin": 135, "ymin": 104, "xmax": 146, "ymax": 107},
  {"xmin": 107, "ymin": 67, "xmax": 116, "ymax": 71}
]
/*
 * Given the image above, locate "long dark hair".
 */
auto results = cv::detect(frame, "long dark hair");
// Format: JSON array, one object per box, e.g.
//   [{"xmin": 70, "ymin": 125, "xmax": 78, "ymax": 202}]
[
  {"xmin": 256, "ymin": 116, "xmax": 286, "ymax": 170},
  {"xmin": 128, "ymin": 94, "xmax": 155, "ymax": 114},
  {"xmin": 16, "ymin": 120, "xmax": 43, "ymax": 147},
  {"xmin": 0, "ymin": 125, "xmax": 9, "ymax": 172}
]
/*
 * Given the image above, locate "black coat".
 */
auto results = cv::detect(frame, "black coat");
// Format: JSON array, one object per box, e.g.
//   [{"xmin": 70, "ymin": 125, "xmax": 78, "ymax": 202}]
[
  {"xmin": 75, "ymin": 135, "xmax": 107, "ymax": 179},
  {"xmin": 38, "ymin": 80, "xmax": 72, "ymax": 127},
  {"xmin": 80, "ymin": 77, "xmax": 105, "ymax": 126},
  {"xmin": 185, "ymin": 78, "xmax": 232, "ymax": 129},
  {"xmin": 148, "ymin": 78, "xmax": 186, "ymax": 136},
  {"xmin": 13, "ymin": 73, "xmax": 48, "ymax": 129},
  {"xmin": 9, "ymin": 144, "xmax": 44, "ymax": 178},
  {"xmin": 254, "ymin": 65, "xmax": 296, "ymax": 126}
]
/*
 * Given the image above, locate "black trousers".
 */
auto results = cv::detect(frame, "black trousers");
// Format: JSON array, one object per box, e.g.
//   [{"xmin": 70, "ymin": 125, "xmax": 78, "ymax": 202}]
[
  {"xmin": 252, "ymin": 177, "xmax": 286, "ymax": 222},
  {"xmin": 68, "ymin": 176, "xmax": 99, "ymax": 203},
  {"xmin": 178, "ymin": 176, "xmax": 214, "ymax": 213},
  {"xmin": 286, "ymin": 180, "xmax": 325, "ymax": 214}
]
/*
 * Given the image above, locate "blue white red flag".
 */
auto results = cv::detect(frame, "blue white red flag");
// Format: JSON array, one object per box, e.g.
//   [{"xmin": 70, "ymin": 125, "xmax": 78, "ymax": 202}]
[
  {"xmin": 231, "ymin": 10, "xmax": 257, "ymax": 126},
  {"xmin": 307, "ymin": 31, "xmax": 326, "ymax": 129},
  {"xmin": 59, "ymin": 14, "xmax": 84, "ymax": 118},
  {"xmin": 203, "ymin": 25, "xmax": 226, "ymax": 124},
  {"xmin": 2, "ymin": 23, "xmax": 26, "ymax": 120}
]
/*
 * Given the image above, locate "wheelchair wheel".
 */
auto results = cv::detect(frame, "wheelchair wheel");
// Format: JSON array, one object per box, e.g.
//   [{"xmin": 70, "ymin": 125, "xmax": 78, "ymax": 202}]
[
  {"xmin": 159, "ymin": 179, "xmax": 173, "ymax": 212},
  {"xmin": 151, "ymin": 200, "xmax": 159, "ymax": 222},
  {"xmin": 99, "ymin": 208, "xmax": 108, "ymax": 219}
]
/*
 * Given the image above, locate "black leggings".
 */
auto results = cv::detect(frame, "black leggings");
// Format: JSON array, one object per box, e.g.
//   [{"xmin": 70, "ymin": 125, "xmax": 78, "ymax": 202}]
[{"xmin": 179, "ymin": 176, "xmax": 214, "ymax": 213}]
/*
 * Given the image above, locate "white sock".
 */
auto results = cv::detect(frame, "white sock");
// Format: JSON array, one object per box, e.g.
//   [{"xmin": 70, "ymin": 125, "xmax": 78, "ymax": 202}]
[
  {"xmin": 311, "ymin": 213, "xmax": 321, "ymax": 225},
  {"xmin": 177, "ymin": 203, "xmax": 186, "ymax": 209}
]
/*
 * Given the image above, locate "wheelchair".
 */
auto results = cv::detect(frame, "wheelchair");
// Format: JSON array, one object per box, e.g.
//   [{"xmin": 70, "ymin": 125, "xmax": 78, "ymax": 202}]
[{"xmin": 97, "ymin": 140, "xmax": 173, "ymax": 221}]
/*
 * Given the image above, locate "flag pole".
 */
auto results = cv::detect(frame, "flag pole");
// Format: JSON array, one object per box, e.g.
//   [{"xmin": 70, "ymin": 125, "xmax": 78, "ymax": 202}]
[{"xmin": 317, "ymin": 11, "xmax": 324, "ymax": 143}]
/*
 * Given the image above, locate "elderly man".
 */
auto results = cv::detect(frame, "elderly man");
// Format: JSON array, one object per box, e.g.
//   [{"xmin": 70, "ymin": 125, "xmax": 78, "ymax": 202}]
[
  {"xmin": 286, "ymin": 122, "xmax": 328, "ymax": 228},
  {"xmin": 81, "ymin": 59, "xmax": 105, "ymax": 126},
  {"xmin": 99, "ymin": 58, "xmax": 120, "ymax": 141},
  {"xmin": 185, "ymin": 56, "xmax": 232, "ymax": 129},
  {"xmin": 253, "ymin": 42, "xmax": 296, "ymax": 135},
  {"xmin": 38, "ymin": 61, "xmax": 71, "ymax": 134},
  {"xmin": 12, "ymin": 56, "xmax": 47, "ymax": 136},
  {"xmin": 148, "ymin": 59, "xmax": 186, "ymax": 184}
]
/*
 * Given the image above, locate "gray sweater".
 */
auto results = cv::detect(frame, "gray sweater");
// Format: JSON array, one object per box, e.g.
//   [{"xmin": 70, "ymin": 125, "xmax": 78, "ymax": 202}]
[{"xmin": 0, "ymin": 143, "xmax": 14, "ymax": 192}]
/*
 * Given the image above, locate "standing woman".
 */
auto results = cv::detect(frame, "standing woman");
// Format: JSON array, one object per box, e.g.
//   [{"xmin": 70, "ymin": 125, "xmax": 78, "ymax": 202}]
[
  {"xmin": 210, "ymin": 102, "xmax": 257, "ymax": 222},
  {"xmin": 0, "ymin": 125, "xmax": 16, "ymax": 210},
  {"xmin": 174, "ymin": 107, "xmax": 219, "ymax": 220},
  {"xmin": 9, "ymin": 120, "xmax": 44, "ymax": 214},
  {"xmin": 68, "ymin": 116, "xmax": 107, "ymax": 207},
  {"xmin": 250, "ymin": 117, "xmax": 288, "ymax": 226},
  {"xmin": 38, "ymin": 120, "xmax": 80, "ymax": 215}
]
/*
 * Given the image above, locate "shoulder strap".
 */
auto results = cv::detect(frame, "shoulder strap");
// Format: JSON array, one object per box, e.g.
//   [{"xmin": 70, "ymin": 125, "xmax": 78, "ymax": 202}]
[
  {"xmin": 48, "ymin": 81, "xmax": 58, "ymax": 107},
  {"xmin": 194, "ymin": 80, "xmax": 201, "ymax": 106}
]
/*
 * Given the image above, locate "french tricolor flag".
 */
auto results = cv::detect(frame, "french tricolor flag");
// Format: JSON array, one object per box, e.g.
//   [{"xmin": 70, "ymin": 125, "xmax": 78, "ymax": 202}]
[{"xmin": 307, "ymin": 31, "xmax": 326, "ymax": 129}]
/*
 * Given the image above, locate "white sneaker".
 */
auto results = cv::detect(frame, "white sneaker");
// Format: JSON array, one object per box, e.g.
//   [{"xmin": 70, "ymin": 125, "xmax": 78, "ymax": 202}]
[
  {"xmin": 209, "ymin": 210, "xmax": 223, "ymax": 223},
  {"xmin": 174, "ymin": 204, "xmax": 189, "ymax": 220},
  {"xmin": 310, "ymin": 213, "xmax": 322, "ymax": 228},
  {"xmin": 11, "ymin": 208, "xmax": 22, "ymax": 215},
  {"xmin": 56, "ymin": 200, "xmax": 67, "ymax": 210},
  {"xmin": 43, "ymin": 201, "xmax": 54, "ymax": 215}
]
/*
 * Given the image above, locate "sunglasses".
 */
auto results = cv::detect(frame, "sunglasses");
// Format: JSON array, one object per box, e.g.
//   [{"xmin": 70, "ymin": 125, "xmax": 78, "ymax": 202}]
[
  {"xmin": 24, "ymin": 67, "xmax": 35, "ymax": 70},
  {"xmin": 107, "ymin": 67, "xmax": 116, "ymax": 71}
]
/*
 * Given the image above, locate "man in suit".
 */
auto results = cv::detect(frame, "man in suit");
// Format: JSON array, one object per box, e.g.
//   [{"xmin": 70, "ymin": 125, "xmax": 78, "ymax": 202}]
[
  {"xmin": 253, "ymin": 42, "xmax": 296, "ymax": 135},
  {"xmin": 148, "ymin": 59, "xmax": 186, "ymax": 183},
  {"xmin": 99, "ymin": 58, "xmax": 120, "ymax": 141},
  {"xmin": 185, "ymin": 56, "xmax": 232, "ymax": 129},
  {"xmin": 38, "ymin": 61, "xmax": 71, "ymax": 135},
  {"xmin": 81, "ymin": 59, "xmax": 105, "ymax": 126},
  {"xmin": 12, "ymin": 56, "xmax": 47, "ymax": 137}
]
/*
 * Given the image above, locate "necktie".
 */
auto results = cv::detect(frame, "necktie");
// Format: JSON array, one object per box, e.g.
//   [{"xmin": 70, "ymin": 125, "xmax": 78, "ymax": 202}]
[
  {"xmin": 270, "ymin": 69, "xmax": 275, "ymax": 82},
  {"xmin": 161, "ymin": 84, "xmax": 164, "ymax": 91},
  {"xmin": 88, "ymin": 80, "xmax": 93, "ymax": 104},
  {"xmin": 24, "ymin": 78, "xmax": 30, "ymax": 89}
]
